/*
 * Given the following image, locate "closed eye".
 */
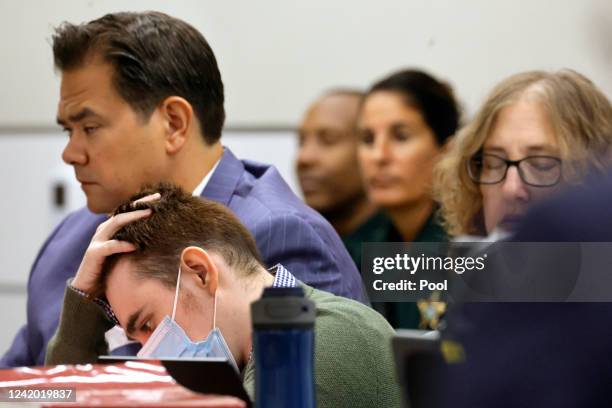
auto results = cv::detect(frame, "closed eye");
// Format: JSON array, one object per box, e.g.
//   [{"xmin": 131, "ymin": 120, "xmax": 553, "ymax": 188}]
[
  {"xmin": 140, "ymin": 320, "xmax": 154, "ymax": 334},
  {"xmin": 84, "ymin": 125, "xmax": 100, "ymax": 135}
]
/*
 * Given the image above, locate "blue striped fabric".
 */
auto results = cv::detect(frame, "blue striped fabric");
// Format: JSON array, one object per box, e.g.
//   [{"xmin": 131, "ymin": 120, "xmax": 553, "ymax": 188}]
[
  {"xmin": 269, "ymin": 264, "xmax": 298, "ymax": 288},
  {"xmin": 203, "ymin": 148, "xmax": 366, "ymax": 303}
]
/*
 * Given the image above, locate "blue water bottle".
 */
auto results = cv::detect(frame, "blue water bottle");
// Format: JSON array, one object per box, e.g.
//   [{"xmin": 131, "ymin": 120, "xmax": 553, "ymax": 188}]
[{"xmin": 251, "ymin": 286, "xmax": 316, "ymax": 408}]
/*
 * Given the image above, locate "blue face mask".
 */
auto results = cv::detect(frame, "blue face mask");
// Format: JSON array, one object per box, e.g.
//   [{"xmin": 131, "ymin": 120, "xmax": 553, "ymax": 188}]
[{"xmin": 136, "ymin": 264, "xmax": 238, "ymax": 372}]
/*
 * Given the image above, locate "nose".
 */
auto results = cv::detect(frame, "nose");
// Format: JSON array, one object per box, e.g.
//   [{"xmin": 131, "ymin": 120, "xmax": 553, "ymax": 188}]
[
  {"xmin": 367, "ymin": 133, "xmax": 392, "ymax": 165},
  {"xmin": 296, "ymin": 136, "xmax": 319, "ymax": 170},
  {"xmin": 501, "ymin": 166, "xmax": 529, "ymax": 202},
  {"xmin": 61, "ymin": 133, "xmax": 88, "ymax": 166}
]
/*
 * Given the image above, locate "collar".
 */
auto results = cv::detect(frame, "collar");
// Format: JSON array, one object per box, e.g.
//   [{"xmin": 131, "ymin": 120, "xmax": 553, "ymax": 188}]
[
  {"xmin": 201, "ymin": 148, "xmax": 245, "ymax": 205},
  {"xmin": 268, "ymin": 264, "xmax": 298, "ymax": 288},
  {"xmin": 192, "ymin": 157, "xmax": 222, "ymax": 197}
]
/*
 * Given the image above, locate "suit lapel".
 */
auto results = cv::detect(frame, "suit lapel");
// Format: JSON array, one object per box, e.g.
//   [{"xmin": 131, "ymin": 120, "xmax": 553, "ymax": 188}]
[{"xmin": 201, "ymin": 147, "xmax": 244, "ymax": 206}]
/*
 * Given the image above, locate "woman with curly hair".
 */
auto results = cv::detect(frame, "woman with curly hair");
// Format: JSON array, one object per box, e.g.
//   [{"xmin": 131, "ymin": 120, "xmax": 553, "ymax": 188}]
[{"xmin": 434, "ymin": 69, "xmax": 612, "ymax": 237}]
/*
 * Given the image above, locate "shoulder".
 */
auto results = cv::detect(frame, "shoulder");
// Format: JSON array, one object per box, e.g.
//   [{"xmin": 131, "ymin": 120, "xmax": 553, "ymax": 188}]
[
  {"xmin": 234, "ymin": 160, "xmax": 308, "ymax": 212},
  {"xmin": 30, "ymin": 207, "xmax": 106, "ymax": 281},
  {"xmin": 55, "ymin": 207, "xmax": 106, "ymax": 234},
  {"xmin": 229, "ymin": 161, "xmax": 335, "ymax": 242},
  {"xmin": 33, "ymin": 208, "xmax": 105, "ymax": 264},
  {"xmin": 221, "ymin": 152, "xmax": 330, "ymax": 233},
  {"xmin": 44, "ymin": 207, "xmax": 107, "ymax": 249},
  {"xmin": 307, "ymin": 285, "xmax": 393, "ymax": 338},
  {"xmin": 304, "ymin": 285, "xmax": 401, "ymax": 406},
  {"xmin": 514, "ymin": 172, "xmax": 612, "ymax": 241}
]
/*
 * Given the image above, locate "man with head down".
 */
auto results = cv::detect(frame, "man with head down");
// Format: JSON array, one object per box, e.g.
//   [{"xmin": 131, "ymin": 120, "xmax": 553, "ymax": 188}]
[
  {"xmin": 45, "ymin": 184, "xmax": 401, "ymax": 408},
  {"xmin": 0, "ymin": 11, "xmax": 365, "ymax": 368}
]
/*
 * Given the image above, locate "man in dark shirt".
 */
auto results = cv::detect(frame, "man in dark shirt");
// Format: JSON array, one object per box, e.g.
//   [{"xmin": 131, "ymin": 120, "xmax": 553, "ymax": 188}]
[
  {"xmin": 440, "ymin": 171, "xmax": 612, "ymax": 408},
  {"xmin": 296, "ymin": 90, "xmax": 393, "ymax": 267}
]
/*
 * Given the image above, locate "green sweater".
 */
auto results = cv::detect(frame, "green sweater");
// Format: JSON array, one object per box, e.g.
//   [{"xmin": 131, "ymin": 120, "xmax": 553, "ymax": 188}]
[{"xmin": 47, "ymin": 282, "xmax": 402, "ymax": 408}]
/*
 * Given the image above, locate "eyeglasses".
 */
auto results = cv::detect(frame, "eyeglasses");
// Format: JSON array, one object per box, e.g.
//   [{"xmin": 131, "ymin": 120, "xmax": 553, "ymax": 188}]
[{"xmin": 467, "ymin": 153, "xmax": 562, "ymax": 187}]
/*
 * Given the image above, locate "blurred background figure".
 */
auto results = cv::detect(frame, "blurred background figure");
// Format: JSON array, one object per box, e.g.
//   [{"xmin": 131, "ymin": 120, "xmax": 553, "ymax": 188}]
[
  {"xmin": 432, "ymin": 70, "xmax": 612, "ymax": 408},
  {"xmin": 434, "ymin": 69, "xmax": 612, "ymax": 238},
  {"xmin": 357, "ymin": 69, "xmax": 460, "ymax": 328},
  {"xmin": 296, "ymin": 90, "xmax": 393, "ymax": 268}
]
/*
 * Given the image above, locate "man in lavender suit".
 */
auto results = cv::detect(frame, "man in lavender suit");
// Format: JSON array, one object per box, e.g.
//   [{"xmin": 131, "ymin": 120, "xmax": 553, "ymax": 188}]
[{"xmin": 1, "ymin": 11, "xmax": 365, "ymax": 368}]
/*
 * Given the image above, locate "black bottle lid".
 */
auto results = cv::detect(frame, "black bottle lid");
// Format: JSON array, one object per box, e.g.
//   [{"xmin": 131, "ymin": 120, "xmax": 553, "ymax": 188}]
[{"xmin": 251, "ymin": 287, "xmax": 315, "ymax": 329}]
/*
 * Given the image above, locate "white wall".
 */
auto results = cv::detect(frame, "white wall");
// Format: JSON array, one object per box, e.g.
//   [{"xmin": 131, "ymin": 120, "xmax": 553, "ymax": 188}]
[
  {"xmin": 0, "ymin": 0, "xmax": 611, "ymax": 127},
  {"xmin": 1, "ymin": 0, "xmax": 612, "ymax": 357}
]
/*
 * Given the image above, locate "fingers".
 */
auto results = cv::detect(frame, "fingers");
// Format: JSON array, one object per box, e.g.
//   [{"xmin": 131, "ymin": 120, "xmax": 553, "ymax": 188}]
[
  {"xmin": 96, "ymin": 208, "xmax": 152, "ymax": 239},
  {"xmin": 75, "ymin": 193, "xmax": 161, "ymax": 295},
  {"xmin": 72, "ymin": 240, "xmax": 137, "ymax": 293},
  {"xmin": 101, "ymin": 240, "xmax": 138, "ymax": 257},
  {"xmin": 133, "ymin": 192, "xmax": 161, "ymax": 205},
  {"xmin": 113, "ymin": 208, "xmax": 153, "ymax": 226},
  {"xmin": 95, "ymin": 192, "xmax": 160, "ymax": 240}
]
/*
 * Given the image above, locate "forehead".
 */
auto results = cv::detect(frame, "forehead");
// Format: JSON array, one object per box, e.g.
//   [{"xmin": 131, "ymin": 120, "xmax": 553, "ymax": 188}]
[
  {"xmin": 302, "ymin": 94, "xmax": 361, "ymax": 129},
  {"xmin": 105, "ymin": 257, "xmax": 141, "ymax": 297},
  {"xmin": 57, "ymin": 60, "xmax": 123, "ymax": 118},
  {"xmin": 105, "ymin": 258, "xmax": 171, "ymax": 321},
  {"xmin": 485, "ymin": 99, "xmax": 558, "ymax": 153},
  {"xmin": 360, "ymin": 91, "xmax": 424, "ymax": 125}
]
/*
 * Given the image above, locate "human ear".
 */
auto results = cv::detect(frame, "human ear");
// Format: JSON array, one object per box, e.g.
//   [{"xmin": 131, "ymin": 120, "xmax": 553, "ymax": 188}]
[
  {"xmin": 180, "ymin": 246, "xmax": 218, "ymax": 295},
  {"xmin": 159, "ymin": 96, "xmax": 194, "ymax": 155}
]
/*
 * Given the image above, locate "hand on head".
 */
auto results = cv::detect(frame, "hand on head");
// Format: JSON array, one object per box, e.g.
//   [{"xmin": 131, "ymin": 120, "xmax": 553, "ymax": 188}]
[{"xmin": 71, "ymin": 193, "xmax": 161, "ymax": 294}]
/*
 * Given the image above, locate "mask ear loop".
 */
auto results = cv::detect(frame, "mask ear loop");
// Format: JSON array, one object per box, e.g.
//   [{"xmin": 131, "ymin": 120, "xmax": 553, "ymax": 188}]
[
  {"xmin": 212, "ymin": 285, "xmax": 218, "ymax": 329},
  {"xmin": 200, "ymin": 248, "xmax": 218, "ymax": 330},
  {"xmin": 171, "ymin": 264, "xmax": 182, "ymax": 321}
]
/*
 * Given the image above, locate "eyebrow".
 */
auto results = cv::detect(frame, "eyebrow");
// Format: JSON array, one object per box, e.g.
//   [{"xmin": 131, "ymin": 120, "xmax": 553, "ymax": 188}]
[
  {"xmin": 483, "ymin": 145, "xmax": 559, "ymax": 155},
  {"xmin": 125, "ymin": 307, "xmax": 144, "ymax": 338},
  {"xmin": 56, "ymin": 107, "xmax": 102, "ymax": 127},
  {"xmin": 525, "ymin": 145, "xmax": 559, "ymax": 154},
  {"xmin": 390, "ymin": 123, "xmax": 417, "ymax": 132},
  {"xmin": 482, "ymin": 147, "xmax": 506, "ymax": 154}
]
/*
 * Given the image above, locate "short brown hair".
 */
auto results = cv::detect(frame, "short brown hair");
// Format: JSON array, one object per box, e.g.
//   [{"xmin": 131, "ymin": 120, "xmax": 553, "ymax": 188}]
[
  {"xmin": 434, "ymin": 69, "xmax": 612, "ymax": 236},
  {"xmin": 52, "ymin": 11, "xmax": 225, "ymax": 144},
  {"xmin": 99, "ymin": 183, "xmax": 263, "ymax": 294}
]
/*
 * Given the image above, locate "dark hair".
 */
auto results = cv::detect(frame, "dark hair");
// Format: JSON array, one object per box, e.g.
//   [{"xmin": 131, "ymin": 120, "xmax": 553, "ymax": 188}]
[
  {"xmin": 52, "ymin": 11, "xmax": 225, "ymax": 144},
  {"xmin": 98, "ymin": 183, "xmax": 263, "ymax": 295},
  {"xmin": 367, "ymin": 69, "xmax": 460, "ymax": 145}
]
